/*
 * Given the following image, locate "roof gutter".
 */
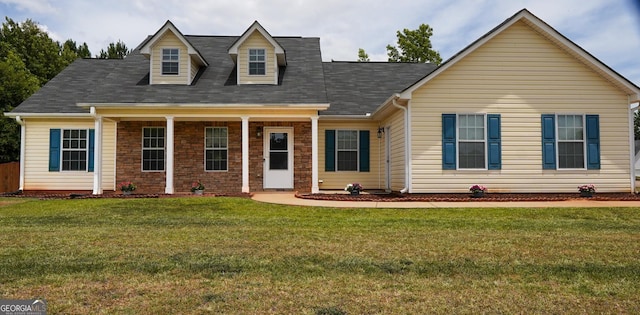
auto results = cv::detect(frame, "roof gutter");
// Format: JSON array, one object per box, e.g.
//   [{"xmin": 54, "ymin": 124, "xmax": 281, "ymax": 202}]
[
  {"xmin": 391, "ymin": 95, "xmax": 409, "ymax": 194},
  {"xmin": 630, "ymin": 103, "xmax": 639, "ymax": 193},
  {"xmin": 4, "ymin": 112, "xmax": 92, "ymax": 118},
  {"xmin": 14, "ymin": 116, "xmax": 25, "ymax": 191}
]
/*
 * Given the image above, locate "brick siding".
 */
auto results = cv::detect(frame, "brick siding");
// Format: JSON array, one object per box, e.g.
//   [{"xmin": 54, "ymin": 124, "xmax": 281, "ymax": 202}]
[{"xmin": 116, "ymin": 121, "xmax": 312, "ymax": 194}]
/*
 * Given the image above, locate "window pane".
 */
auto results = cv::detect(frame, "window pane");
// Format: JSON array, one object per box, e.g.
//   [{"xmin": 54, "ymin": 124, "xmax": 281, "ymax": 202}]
[
  {"xmin": 249, "ymin": 62, "xmax": 265, "ymax": 75},
  {"xmin": 205, "ymin": 127, "xmax": 229, "ymax": 171},
  {"xmin": 337, "ymin": 130, "xmax": 357, "ymax": 150},
  {"xmin": 205, "ymin": 148, "xmax": 228, "ymax": 171},
  {"xmin": 459, "ymin": 142, "xmax": 485, "ymax": 169},
  {"xmin": 249, "ymin": 49, "xmax": 266, "ymax": 75},
  {"xmin": 270, "ymin": 152, "xmax": 288, "ymax": 170},
  {"xmin": 61, "ymin": 129, "xmax": 88, "ymax": 171},
  {"xmin": 143, "ymin": 128, "xmax": 165, "ymax": 171},
  {"xmin": 336, "ymin": 130, "xmax": 358, "ymax": 171},
  {"xmin": 458, "ymin": 114, "xmax": 485, "ymax": 141},
  {"xmin": 558, "ymin": 115, "xmax": 583, "ymax": 141},
  {"xmin": 270, "ymin": 133, "xmax": 287, "ymax": 151},
  {"xmin": 206, "ymin": 128, "xmax": 228, "ymax": 148},
  {"xmin": 337, "ymin": 151, "xmax": 358, "ymax": 171},
  {"xmin": 558, "ymin": 142, "xmax": 584, "ymax": 168}
]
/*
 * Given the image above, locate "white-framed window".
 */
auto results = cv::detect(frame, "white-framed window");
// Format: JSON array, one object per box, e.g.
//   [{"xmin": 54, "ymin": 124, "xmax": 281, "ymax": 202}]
[
  {"xmin": 248, "ymin": 48, "xmax": 266, "ymax": 75},
  {"xmin": 337, "ymin": 130, "xmax": 358, "ymax": 171},
  {"xmin": 457, "ymin": 114, "xmax": 486, "ymax": 169},
  {"xmin": 557, "ymin": 114, "xmax": 585, "ymax": 169},
  {"xmin": 205, "ymin": 127, "xmax": 228, "ymax": 171},
  {"xmin": 62, "ymin": 129, "xmax": 88, "ymax": 171},
  {"xmin": 142, "ymin": 127, "xmax": 165, "ymax": 171},
  {"xmin": 162, "ymin": 48, "xmax": 179, "ymax": 75}
]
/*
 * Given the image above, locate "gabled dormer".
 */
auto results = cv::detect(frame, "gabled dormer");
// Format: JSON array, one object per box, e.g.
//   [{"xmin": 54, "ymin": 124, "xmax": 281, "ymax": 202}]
[
  {"xmin": 139, "ymin": 21, "xmax": 208, "ymax": 85},
  {"xmin": 228, "ymin": 21, "xmax": 286, "ymax": 85}
]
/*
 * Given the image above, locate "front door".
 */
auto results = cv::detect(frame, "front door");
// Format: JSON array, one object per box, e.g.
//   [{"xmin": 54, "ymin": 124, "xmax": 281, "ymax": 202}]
[{"xmin": 263, "ymin": 127, "xmax": 293, "ymax": 189}]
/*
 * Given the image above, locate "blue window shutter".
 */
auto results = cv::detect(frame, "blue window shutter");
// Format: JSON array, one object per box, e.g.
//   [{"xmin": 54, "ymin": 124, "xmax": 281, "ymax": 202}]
[
  {"xmin": 585, "ymin": 115, "xmax": 600, "ymax": 169},
  {"xmin": 487, "ymin": 114, "xmax": 501, "ymax": 170},
  {"xmin": 541, "ymin": 114, "xmax": 556, "ymax": 169},
  {"xmin": 88, "ymin": 129, "xmax": 95, "ymax": 172},
  {"xmin": 442, "ymin": 114, "xmax": 456, "ymax": 169},
  {"xmin": 359, "ymin": 130, "xmax": 370, "ymax": 172},
  {"xmin": 325, "ymin": 130, "xmax": 335, "ymax": 172},
  {"xmin": 49, "ymin": 129, "xmax": 61, "ymax": 172}
]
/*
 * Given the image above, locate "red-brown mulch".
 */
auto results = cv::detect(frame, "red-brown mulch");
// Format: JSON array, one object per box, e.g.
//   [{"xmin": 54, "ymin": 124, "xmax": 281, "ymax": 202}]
[
  {"xmin": 0, "ymin": 191, "xmax": 252, "ymax": 200},
  {"xmin": 295, "ymin": 192, "xmax": 640, "ymax": 202}
]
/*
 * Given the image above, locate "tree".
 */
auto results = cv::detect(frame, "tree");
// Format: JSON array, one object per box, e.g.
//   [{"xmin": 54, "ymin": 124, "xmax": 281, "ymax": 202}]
[
  {"xmin": 61, "ymin": 39, "xmax": 91, "ymax": 65},
  {"xmin": 0, "ymin": 50, "xmax": 39, "ymax": 162},
  {"xmin": 635, "ymin": 110, "xmax": 640, "ymax": 140},
  {"xmin": 386, "ymin": 23, "xmax": 442, "ymax": 64},
  {"xmin": 357, "ymin": 48, "xmax": 370, "ymax": 62},
  {"xmin": 0, "ymin": 17, "xmax": 89, "ymax": 162},
  {"xmin": 97, "ymin": 40, "xmax": 130, "ymax": 59},
  {"xmin": 0, "ymin": 17, "xmax": 66, "ymax": 84}
]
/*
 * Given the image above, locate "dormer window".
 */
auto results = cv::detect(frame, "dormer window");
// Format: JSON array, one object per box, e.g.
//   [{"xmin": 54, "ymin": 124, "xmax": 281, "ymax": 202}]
[
  {"xmin": 162, "ymin": 48, "xmax": 179, "ymax": 75},
  {"xmin": 249, "ymin": 49, "xmax": 266, "ymax": 75}
]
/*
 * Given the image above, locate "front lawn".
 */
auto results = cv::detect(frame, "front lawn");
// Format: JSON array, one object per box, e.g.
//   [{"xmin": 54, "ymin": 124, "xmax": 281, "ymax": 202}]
[{"xmin": 1, "ymin": 197, "xmax": 639, "ymax": 313}]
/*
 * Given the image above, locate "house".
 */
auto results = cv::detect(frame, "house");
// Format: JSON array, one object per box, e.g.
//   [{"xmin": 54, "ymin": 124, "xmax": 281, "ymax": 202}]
[{"xmin": 6, "ymin": 9, "xmax": 640, "ymax": 195}]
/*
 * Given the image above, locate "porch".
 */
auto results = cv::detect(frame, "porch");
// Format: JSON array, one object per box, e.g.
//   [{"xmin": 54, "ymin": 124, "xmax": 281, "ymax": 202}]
[{"xmin": 88, "ymin": 107, "xmax": 323, "ymax": 195}]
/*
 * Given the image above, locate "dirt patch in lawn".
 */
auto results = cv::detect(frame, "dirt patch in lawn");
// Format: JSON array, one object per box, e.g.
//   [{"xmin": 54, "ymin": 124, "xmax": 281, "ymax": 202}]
[{"xmin": 296, "ymin": 192, "xmax": 640, "ymax": 202}]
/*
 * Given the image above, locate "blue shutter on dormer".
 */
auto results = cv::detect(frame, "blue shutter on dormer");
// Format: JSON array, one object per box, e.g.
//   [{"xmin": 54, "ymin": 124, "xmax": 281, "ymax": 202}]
[
  {"xmin": 487, "ymin": 114, "xmax": 501, "ymax": 170},
  {"xmin": 585, "ymin": 115, "xmax": 600, "ymax": 170},
  {"xmin": 88, "ymin": 129, "xmax": 95, "ymax": 172},
  {"xmin": 325, "ymin": 130, "xmax": 336, "ymax": 172},
  {"xmin": 359, "ymin": 130, "xmax": 370, "ymax": 172},
  {"xmin": 442, "ymin": 114, "xmax": 456, "ymax": 170},
  {"xmin": 49, "ymin": 129, "xmax": 61, "ymax": 172},
  {"xmin": 541, "ymin": 114, "xmax": 556, "ymax": 169}
]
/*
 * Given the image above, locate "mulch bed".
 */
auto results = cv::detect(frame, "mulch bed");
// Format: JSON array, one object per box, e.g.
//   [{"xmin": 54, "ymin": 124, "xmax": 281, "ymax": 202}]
[
  {"xmin": 0, "ymin": 191, "xmax": 252, "ymax": 200},
  {"xmin": 296, "ymin": 192, "xmax": 640, "ymax": 202}
]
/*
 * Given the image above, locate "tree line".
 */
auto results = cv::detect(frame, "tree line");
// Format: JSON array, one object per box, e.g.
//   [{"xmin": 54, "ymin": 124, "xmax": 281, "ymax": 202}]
[{"xmin": 0, "ymin": 17, "xmax": 131, "ymax": 163}]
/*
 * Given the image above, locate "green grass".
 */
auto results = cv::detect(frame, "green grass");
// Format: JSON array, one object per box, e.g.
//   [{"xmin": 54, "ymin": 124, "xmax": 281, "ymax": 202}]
[{"xmin": 1, "ymin": 197, "xmax": 639, "ymax": 314}]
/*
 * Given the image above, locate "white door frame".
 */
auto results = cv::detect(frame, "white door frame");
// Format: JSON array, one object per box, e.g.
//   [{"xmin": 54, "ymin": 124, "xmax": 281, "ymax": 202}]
[{"xmin": 263, "ymin": 127, "xmax": 294, "ymax": 189}]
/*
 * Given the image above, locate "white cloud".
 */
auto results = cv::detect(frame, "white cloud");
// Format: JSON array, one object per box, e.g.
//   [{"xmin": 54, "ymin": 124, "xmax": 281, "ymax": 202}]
[{"xmin": 0, "ymin": 0, "xmax": 57, "ymax": 14}]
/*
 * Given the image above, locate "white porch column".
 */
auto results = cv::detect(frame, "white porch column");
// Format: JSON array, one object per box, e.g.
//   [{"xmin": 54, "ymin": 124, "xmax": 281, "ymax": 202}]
[
  {"xmin": 165, "ymin": 116, "xmax": 174, "ymax": 194},
  {"xmin": 241, "ymin": 116, "xmax": 250, "ymax": 193},
  {"xmin": 92, "ymin": 116, "xmax": 103, "ymax": 194},
  {"xmin": 311, "ymin": 116, "xmax": 319, "ymax": 193}
]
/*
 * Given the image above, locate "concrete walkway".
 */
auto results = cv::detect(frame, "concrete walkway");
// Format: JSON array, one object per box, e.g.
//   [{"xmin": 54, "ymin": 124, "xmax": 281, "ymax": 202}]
[{"xmin": 252, "ymin": 192, "xmax": 640, "ymax": 208}]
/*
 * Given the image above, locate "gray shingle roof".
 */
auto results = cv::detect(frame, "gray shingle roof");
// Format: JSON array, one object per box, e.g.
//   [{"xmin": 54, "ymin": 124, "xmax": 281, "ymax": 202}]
[
  {"xmin": 11, "ymin": 35, "xmax": 436, "ymax": 116},
  {"xmin": 322, "ymin": 62, "xmax": 437, "ymax": 115}
]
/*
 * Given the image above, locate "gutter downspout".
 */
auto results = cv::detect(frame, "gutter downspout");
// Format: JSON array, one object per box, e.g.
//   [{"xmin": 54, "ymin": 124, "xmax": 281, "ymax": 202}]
[
  {"xmin": 391, "ymin": 95, "xmax": 409, "ymax": 194},
  {"xmin": 15, "ymin": 116, "xmax": 25, "ymax": 192},
  {"xmin": 630, "ymin": 103, "xmax": 639, "ymax": 193}
]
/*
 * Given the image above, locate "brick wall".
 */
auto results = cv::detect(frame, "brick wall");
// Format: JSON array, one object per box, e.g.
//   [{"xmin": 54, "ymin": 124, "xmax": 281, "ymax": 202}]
[
  {"xmin": 173, "ymin": 121, "xmax": 242, "ymax": 194},
  {"xmin": 117, "ymin": 120, "xmax": 312, "ymax": 194},
  {"xmin": 117, "ymin": 121, "xmax": 166, "ymax": 193}
]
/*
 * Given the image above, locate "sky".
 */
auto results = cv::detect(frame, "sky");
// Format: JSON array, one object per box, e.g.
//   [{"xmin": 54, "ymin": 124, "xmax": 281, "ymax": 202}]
[{"xmin": 1, "ymin": 0, "xmax": 639, "ymax": 86}]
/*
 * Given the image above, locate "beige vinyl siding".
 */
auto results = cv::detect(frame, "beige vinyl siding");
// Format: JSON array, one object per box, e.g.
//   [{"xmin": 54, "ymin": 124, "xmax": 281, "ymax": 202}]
[
  {"xmin": 23, "ymin": 119, "xmax": 117, "ymax": 191},
  {"xmin": 237, "ymin": 32, "xmax": 277, "ymax": 85},
  {"xmin": 190, "ymin": 57, "xmax": 199, "ymax": 83},
  {"xmin": 381, "ymin": 109, "xmax": 406, "ymax": 191},
  {"xmin": 151, "ymin": 31, "xmax": 189, "ymax": 85},
  {"xmin": 409, "ymin": 21, "xmax": 632, "ymax": 193},
  {"xmin": 318, "ymin": 121, "xmax": 385, "ymax": 190}
]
